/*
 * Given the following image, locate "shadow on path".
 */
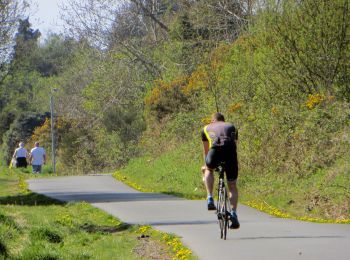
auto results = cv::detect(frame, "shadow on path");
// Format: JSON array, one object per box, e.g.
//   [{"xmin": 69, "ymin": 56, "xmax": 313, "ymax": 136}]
[
  {"xmin": 41, "ymin": 192, "xmax": 184, "ymax": 203},
  {"xmin": 145, "ymin": 220, "xmax": 217, "ymax": 226},
  {"xmin": 0, "ymin": 192, "xmax": 64, "ymax": 206}
]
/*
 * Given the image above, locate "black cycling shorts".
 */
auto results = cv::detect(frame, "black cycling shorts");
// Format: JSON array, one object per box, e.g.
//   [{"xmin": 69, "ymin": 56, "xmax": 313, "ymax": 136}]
[{"xmin": 205, "ymin": 146, "xmax": 238, "ymax": 181}]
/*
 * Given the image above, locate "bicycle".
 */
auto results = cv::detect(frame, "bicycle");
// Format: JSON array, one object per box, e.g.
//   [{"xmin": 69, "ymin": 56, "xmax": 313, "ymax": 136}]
[{"xmin": 215, "ymin": 162, "xmax": 231, "ymax": 240}]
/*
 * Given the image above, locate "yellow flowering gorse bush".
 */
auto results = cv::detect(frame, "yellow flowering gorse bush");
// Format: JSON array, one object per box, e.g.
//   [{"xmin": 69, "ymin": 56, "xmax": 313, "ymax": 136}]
[{"xmin": 305, "ymin": 93, "xmax": 326, "ymax": 109}]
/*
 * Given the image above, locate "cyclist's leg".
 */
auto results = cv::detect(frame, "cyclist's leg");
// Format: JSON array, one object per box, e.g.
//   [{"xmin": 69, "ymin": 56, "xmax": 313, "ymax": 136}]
[
  {"xmin": 204, "ymin": 148, "xmax": 220, "ymax": 198},
  {"xmin": 204, "ymin": 167, "xmax": 214, "ymax": 197},
  {"xmin": 201, "ymin": 165, "xmax": 206, "ymax": 182},
  {"xmin": 224, "ymin": 147, "xmax": 239, "ymax": 210},
  {"xmin": 204, "ymin": 167, "xmax": 214, "ymax": 194},
  {"xmin": 227, "ymin": 179, "xmax": 238, "ymax": 211},
  {"xmin": 224, "ymin": 148, "xmax": 240, "ymax": 229},
  {"xmin": 205, "ymin": 148, "xmax": 221, "ymax": 210}
]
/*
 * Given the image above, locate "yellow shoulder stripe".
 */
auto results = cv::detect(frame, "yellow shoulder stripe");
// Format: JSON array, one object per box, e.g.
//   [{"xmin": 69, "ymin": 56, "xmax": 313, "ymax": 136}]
[{"xmin": 203, "ymin": 126, "xmax": 212, "ymax": 148}]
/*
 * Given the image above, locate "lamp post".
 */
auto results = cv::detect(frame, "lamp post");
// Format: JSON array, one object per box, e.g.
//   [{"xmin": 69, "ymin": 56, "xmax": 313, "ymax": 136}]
[{"xmin": 50, "ymin": 88, "xmax": 58, "ymax": 173}]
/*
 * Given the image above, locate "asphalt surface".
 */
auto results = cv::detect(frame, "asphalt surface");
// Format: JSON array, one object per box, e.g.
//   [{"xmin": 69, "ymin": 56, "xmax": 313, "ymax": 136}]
[{"xmin": 28, "ymin": 175, "xmax": 350, "ymax": 260}]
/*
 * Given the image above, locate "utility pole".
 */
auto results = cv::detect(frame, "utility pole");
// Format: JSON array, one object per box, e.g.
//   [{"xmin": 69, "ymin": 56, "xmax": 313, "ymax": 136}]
[{"xmin": 50, "ymin": 94, "xmax": 56, "ymax": 174}]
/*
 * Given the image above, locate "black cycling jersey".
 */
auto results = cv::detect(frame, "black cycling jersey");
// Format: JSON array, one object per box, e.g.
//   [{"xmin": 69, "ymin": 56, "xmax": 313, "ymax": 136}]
[{"xmin": 201, "ymin": 121, "xmax": 238, "ymax": 149}]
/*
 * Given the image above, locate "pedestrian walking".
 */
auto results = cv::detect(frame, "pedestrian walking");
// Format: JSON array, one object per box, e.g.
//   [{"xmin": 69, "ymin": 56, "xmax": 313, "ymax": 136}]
[
  {"xmin": 29, "ymin": 142, "xmax": 46, "ymax": 173},
  {"xmin": 12, "ymin": 142, "xmax": 28, "ymax": 168}
]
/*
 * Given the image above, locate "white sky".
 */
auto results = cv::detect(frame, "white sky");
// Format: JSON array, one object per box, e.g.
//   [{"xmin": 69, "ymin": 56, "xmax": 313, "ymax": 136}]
[{"xmin": 29, "ymin": 0, "xmax": 66, "ymax": 38}]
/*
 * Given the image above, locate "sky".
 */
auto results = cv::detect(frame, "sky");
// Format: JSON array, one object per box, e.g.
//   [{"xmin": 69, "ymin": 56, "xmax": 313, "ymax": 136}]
[{"xmin": 29, "ymin": 0, "xmax": 66, "ymax": 38}]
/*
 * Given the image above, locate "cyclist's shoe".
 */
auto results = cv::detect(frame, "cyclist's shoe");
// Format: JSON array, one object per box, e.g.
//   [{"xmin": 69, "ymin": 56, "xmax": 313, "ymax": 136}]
[
  {"xmin": 230, "ymin": 212, "xmax": 240, "ymax": 229},
  {"xmin": 207, "ymin": 197, "xmax": 216, "ymax": 210}
]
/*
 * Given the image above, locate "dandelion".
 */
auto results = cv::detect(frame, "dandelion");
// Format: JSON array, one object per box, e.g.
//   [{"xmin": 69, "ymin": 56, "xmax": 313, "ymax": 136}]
[{"xmin": 138, "ymin": 225, "xmax": 151, "ymax": 234}]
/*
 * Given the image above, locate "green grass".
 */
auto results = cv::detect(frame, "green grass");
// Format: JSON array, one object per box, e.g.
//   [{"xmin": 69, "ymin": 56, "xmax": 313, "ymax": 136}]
[
  {"xmin": 0, "ymin": 167, "xmax": 196, "ymax": 259},
  {"xmin": 115, "ymin": 141, "xmax": 207, "ymax": 199},
  {"xmin": 115, "ymin": 141, "xmax": 350, "ymax": 223}
]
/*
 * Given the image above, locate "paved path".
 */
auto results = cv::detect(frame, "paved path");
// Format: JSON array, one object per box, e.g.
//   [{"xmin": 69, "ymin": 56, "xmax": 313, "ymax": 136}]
[{"xmin": 28, "ymin": 175, "xmax": 350, "ymax": 260}]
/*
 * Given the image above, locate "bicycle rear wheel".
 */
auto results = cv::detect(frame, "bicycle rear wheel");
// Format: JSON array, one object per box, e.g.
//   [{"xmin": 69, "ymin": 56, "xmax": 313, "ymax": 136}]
[
  {"xmin": 223, "ymin": 188, "xmax": 230, "ymax": 240},
  {"xmin": 217, "ymin": 185, "xmax": 225, "ymax": 239}
]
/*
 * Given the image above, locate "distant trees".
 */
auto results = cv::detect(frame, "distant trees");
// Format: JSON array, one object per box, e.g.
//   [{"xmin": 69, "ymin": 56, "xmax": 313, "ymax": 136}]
[
  {"xmin": 10, "ymin": 18, "xmax": 41, "ymax": 72},
  {"xmin": 0, "ymin": 0, "xmax": 28, "ymax": 81},
  {"xmin": 0, "ymin": 18, "xmax": 42, "ymax": 117}
]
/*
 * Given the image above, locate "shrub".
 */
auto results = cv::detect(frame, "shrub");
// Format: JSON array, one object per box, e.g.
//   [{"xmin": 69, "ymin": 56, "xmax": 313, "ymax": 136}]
[{"xmin": 145, "ymin": 77, "xmax": 194, "ymax": 120}]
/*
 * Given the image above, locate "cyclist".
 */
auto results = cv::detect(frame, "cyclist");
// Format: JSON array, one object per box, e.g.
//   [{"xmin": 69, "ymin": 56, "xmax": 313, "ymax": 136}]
[{"xmin": 201, "ymin": 112, "xmax": 240, "ymax": 229}]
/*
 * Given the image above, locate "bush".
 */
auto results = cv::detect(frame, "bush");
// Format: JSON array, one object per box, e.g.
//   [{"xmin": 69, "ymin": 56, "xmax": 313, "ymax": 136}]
[{"xmin": 145, "ymin": 77, "xmax": 194, "ymax": 121}]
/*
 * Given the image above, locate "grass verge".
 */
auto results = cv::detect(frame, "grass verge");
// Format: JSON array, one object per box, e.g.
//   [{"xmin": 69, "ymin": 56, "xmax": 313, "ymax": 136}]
[
  {"xmin": 114, "ymin": 141, "xmax": 350, "ymax": 224},
  {"xmin": 0, "ymin": 166, "xmax": 196, "ymax": 260}
]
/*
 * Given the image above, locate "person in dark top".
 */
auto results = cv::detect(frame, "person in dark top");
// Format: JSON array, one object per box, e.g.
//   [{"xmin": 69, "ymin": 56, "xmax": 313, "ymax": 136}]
[{"xmin": 201, "ymin": 112, "xmax": 240, "ymax": 229}]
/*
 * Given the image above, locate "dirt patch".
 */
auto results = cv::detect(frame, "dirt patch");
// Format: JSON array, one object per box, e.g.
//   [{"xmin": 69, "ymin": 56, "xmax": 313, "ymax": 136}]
[{"xmin": 133, "ymin": 237, "xmax": 172, "ymax": 260}]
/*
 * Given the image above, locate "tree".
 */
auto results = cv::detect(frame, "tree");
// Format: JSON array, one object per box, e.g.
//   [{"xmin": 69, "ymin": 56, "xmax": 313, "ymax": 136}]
[
  {"xmin": 10, "ymin": 18, "xmax": 41, "ymax": 73},
  {"xmin": 0, "ymin": 18, "xmax": 41, "ymax": 114},
  {"xmin": 0, "ymin": 0, "xmax": 28, "ymax": 81},
  {"xmin": 267, "ymin": 0, "xmax": 350, "ymax": 98},
  {"xmin": 35, "ymin": 34, "xmax": 78, "ymax": 77},
  {"xmin": 60, "ymin": 0, "xmax": 174, "ymax": 78}
]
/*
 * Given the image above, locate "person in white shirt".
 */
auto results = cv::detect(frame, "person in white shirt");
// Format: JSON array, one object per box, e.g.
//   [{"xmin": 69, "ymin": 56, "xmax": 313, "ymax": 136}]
[
  {"xmin": 29, "ymin": 142, "xmax": 46, "ymax": 173},
  {"xmin": 12, "ymin": 142, "xmax": 28, "ymax": 168}
]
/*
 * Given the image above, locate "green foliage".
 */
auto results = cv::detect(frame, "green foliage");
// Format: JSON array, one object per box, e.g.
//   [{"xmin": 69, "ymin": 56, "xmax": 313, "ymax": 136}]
[
  {"xmin": 35, "ymin": 35, "xmax": 78, "ymax": 77},
  {"xmin": 0, "ymin": 111, "xmax": 15, "ymax": 145},
  {"xmin": 261, "ymin": 0, "xmax": 350, "ymax": 98},
  {"xmin": 117, "ymin": 141, "xmax": 206, "ymax": 199},
  {"xmin": 11, "ymin": 18, "xmax": 41, "ymax": 73},
  {"xmin": 30, "ymin": 227, "xmax": 63, "ymax": 243}
]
